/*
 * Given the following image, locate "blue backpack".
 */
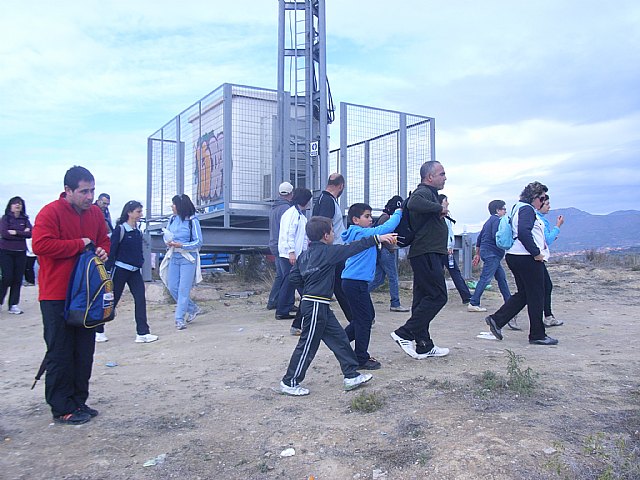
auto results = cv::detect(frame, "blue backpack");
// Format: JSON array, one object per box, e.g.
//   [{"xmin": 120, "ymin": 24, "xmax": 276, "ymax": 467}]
[
  {"xmin": 496, "ymin": 202, "xmax": 532, "ymax": 250},
  {"xmin": 64, "ymin": 244, "xmax": 115, "ymax": 328}
]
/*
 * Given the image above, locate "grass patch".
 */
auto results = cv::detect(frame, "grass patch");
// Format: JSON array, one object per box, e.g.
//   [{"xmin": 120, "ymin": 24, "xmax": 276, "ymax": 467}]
[
  {"xmin": 544, "ymin": 433, "xmax": 640, "ymax": 479},
  {"xmin": 350, "ymin": 391, "xmax": 385, "ymax": 413},
  {"xmin": 505, "ymin": 349, "xmax": 538, "ymax": 396}
]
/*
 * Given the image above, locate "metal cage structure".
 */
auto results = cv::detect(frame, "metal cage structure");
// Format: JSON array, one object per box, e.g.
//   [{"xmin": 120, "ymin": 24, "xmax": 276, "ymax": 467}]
[{"xmin": 147, "ymin": 83, "xmax": 280, "ymax": 251}]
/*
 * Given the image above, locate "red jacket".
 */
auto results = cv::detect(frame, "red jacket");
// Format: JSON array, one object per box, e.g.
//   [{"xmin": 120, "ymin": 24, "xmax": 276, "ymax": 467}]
[{"xmin": 32, "ymin": 194, "xmax": 110, "ymax": 301}]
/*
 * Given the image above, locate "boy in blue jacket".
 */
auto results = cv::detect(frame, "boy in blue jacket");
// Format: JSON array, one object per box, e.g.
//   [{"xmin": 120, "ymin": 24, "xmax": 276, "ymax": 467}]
[{"xmin": 341, "ymin": 203, "xmax": 402, "ymax": 370}]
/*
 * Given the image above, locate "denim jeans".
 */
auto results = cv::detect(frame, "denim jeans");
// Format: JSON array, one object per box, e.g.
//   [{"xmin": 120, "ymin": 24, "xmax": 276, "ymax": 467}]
[
  {"xmin": 469, "ymin": 254, "xmax": 511, "ymax": 307},
  {"xmin": 267, "ymin": 253, "xmax": 285, "ymax": 309},
  {"xmin": 276, "ymin": 257, "xmax": 296, "ymax": 316},
  {"xmin": 368, "ymin": 248, "xmax": 401, "ymax": 307},
  {"xmin": 167, "ymin": 254, "xmax": 198, "ymax": 325}
]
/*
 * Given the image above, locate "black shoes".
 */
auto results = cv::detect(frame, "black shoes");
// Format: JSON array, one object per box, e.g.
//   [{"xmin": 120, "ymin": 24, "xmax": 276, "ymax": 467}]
[
  {"xmin": 54, "ymin": 411, "xmax": 91, "ymax": 425},
  {"xmin": 77, "ymin": 404, "xmax": 99, "ymax": 417},
  {"xmin": 529, "ymin": 336, "xmax": 558, "ymax": 346},
  {"xmin": 275, "ymin": 313, "xmax": 296, "ymax": 320},
  {"xmin": 485, "ymin": 316, "xmax": 503, "ymax": 340},
  {"xmin": 359, "ymin": 357, "xmax": 382, "ymax": 370}
]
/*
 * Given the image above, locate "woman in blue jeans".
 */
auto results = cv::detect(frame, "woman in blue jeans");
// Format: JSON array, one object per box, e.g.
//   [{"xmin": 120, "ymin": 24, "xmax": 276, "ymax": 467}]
[
  {"xmin": 468, "ymin": 200, "xmax": 512, "ymax": 313},
  {"xmin": 164, "ymin": 194, "xmax": 203, "ymax": 330}
]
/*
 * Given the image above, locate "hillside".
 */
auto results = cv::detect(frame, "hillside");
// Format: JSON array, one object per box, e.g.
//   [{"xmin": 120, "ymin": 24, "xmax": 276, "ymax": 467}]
[
  {"xmin": 542, "ymin": 208, "xmax": 640, "ymax": 252},
  {"xmin": 467, "ymin": 208, "xmax": 640, "ymax": 253}
]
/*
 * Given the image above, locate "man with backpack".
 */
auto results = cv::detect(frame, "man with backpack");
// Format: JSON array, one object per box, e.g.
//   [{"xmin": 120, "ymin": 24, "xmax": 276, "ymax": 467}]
[
  {"xmin": 390, "ymin": 161, "xmax": 450, "ymax": 359},
  {"xmin": 32, "ymin": 166, "xmax": 110, "ymax": 425}
]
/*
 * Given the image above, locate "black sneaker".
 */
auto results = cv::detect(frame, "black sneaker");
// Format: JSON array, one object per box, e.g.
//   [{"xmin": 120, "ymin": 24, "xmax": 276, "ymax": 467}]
[
  {"xmin": 359, "ymin": 357, "xmax": 382, "ymax": 370},
  {"xmin": 54, "ymin": 411, "xmax": 91, "ymax": 425},
  {"xmin": 77, "ymin": 404, "xmax": 99, "ymax": 417},
  {"xmin": 485, "ymin": 315, "xmax": 503, "ymax": 340},
  {"xmin": 529, "ymin": 336, "xmax": 558, "ymax": 346}
]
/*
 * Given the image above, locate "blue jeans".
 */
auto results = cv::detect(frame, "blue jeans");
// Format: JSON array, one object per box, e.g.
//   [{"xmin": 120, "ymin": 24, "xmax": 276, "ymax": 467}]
[
  {"xmin": 267, "ymin": 253, "xmax": 285, "ymax": 309},
  {"xmin": 368, "ymin": 249, "xmax": 401, "ymax": 307},
  {"xmin": 276, "ymin": 257, "xmax": 296, "ymax": 316},
  {"xmin": 167, "ymin": 254, "xmax": 198, "ymax": 325},
  {"xmin": 469, "ymin": 254, "xmax": 511, "ymax": 307}
]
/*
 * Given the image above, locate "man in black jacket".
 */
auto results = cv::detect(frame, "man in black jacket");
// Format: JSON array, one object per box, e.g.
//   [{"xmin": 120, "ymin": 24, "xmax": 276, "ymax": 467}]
[{"xmin": 390, "ymin": 161, "xmax": 451, "ymax": 360}]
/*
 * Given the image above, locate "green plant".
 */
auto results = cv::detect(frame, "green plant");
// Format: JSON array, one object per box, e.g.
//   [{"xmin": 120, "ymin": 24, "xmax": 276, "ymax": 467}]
[
  {"xmin": 481, "ymin": 370, "xmax": 503, "ymax": 391},
  {"xmin": 505, "ymin": 349, "xmax": 537, "ymax": 396},
  {"xmin": 351, "ymin": 391, "xmax": 385, "ymax": 413}
]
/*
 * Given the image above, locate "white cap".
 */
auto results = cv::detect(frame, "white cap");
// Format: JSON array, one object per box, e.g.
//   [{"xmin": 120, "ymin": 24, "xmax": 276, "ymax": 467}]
[{"xmin": 278, "ymin": 182, "xmax": 294, "ymax": 195}]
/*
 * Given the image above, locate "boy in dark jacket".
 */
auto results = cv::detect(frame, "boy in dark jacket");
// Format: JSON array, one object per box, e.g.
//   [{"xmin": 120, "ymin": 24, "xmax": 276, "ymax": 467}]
[
  {"xmin": 467, "ymin": 199, "xmax": 512, "ymax": 312},
  {"xmin": 280, "ymin": 217, "xmax": 397, "ymax": 396}
]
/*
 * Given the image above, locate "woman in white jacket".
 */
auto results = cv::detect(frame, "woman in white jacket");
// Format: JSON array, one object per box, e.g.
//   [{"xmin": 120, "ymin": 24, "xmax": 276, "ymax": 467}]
[
  {"xmin": 485, "ymin": 182, "xmax": 558, "ymax": 346},
  {"xmin": 275, "ymin": 188, "xmax": 312, "ymax": 335}
]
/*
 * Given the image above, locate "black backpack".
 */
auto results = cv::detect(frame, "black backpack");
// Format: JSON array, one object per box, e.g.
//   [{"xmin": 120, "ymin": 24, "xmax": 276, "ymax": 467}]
[{"xmin": 394, "ymin": 192, "xmax": 430, "ymax": 248}]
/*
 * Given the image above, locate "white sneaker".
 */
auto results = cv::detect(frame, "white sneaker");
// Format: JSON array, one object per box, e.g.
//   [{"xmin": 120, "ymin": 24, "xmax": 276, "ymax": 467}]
[
  {"xmin": 8, "ymin": 305, "xmax": 23, "ymax": 314},
  {"xmin": 95, "ymin": 332, "xmax": 109, "ymax": 343},
  {"xmin": 544, "ymin": 315, "xmax": 564, "ymax": 327},
  {"xmin": 280, "ymin": 381, "xmax": 309, "ymax": 396},
  {"xmin": 187, "ymin": 305, "xmax": 202, "ymax": 324},
  {"xmin": 416, "ymin": 345, "xmax": 450, "ymax": 359},
  {"xmin": 344, "ymin": 373, "xmax": 373, "ymax": 391},
  {"xmin": 390, "ymin": 332, "xmax": 419, "ymax": 359},
  {"xmin": 467, "ymin": 304, "xmax": 487, "ymax": 312},
  {"xmin": 135, "ymin": 334, "xmax": 159, "ymax": 343}
]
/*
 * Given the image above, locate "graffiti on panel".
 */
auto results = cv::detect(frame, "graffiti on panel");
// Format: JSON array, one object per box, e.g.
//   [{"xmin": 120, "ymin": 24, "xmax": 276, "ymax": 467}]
[{"xmin": 195, "ymin": 131, "xmax": 224, "ymax": 204}]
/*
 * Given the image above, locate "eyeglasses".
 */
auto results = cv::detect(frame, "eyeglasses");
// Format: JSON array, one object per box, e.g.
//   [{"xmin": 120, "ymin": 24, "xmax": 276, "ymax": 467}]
[{"xmin": 536, "ymin": 195, "xmax": 548, "ymax": 202}]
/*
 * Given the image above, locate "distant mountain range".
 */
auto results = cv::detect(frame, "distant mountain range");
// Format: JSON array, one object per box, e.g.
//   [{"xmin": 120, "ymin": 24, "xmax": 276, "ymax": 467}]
[
  {"xmin": 543, "ymin": 208, "xmax": 640, "ymax": 253},
  {"xmin": 468, "ymin": 208, "xmax": 640, "ymax": 253}
]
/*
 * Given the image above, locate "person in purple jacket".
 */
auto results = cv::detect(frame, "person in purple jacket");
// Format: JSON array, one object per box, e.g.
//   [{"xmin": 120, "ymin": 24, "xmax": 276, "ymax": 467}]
[
  {"xmin": 467, "ymin": 200, "xmax": 512, "ymax": 314},
  {"xmin": 0, "ymin": 196, "xmax": 32, "ymax": 314}
]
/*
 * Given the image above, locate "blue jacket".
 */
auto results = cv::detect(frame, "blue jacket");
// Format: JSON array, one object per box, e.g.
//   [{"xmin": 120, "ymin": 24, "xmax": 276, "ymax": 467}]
[
  {"xmin": 167, "ymin": 215, "xmax": 203, "ymax": 251},
  {"xmin": 536, "ymin": 211, "xmax": 560, "ymax": 246},
  {"xmin": 341, "ymin": 209, "xmax": 402, "ymax": 282}
]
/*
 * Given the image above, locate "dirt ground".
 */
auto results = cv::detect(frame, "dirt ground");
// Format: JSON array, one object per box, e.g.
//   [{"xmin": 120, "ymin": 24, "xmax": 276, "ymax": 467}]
[{"xmin": 1, "ymin": 261, "xmax": 639, "ymax": 480}]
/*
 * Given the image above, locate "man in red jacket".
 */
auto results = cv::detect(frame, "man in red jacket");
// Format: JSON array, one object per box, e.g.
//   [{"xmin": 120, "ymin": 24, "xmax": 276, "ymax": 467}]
[{"xmin": 32, "ymin": 166, "xmax": 110, "ymax": 425}]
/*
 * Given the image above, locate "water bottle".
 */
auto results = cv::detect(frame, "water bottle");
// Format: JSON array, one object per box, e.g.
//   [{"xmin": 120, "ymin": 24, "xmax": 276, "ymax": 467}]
[{"xmin": 448, "ymin": 253, "xmax": 455, "ymax": 268}]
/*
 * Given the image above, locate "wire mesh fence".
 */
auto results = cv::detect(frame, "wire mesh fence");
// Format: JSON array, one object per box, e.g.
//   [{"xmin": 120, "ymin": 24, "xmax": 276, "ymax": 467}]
[{"xmin": 331, "ymin": 103, "xmax": 435, "ymax": 213}]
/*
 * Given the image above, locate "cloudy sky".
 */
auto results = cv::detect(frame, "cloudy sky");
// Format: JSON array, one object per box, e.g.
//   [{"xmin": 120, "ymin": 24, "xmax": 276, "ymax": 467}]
[{"xmin": 1, "ymin": 0, "xmax": 638, "ymax": 232}]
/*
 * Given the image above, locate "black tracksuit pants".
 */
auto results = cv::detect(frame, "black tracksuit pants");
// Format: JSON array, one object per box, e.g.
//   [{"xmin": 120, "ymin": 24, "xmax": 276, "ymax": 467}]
[
  {"xmin": 41, "ymin": 300, "xmax": 96, "ymax": 417},
  {"xmin": 282, "ymin": 299, "xmax": 360, "ymax": 387}
]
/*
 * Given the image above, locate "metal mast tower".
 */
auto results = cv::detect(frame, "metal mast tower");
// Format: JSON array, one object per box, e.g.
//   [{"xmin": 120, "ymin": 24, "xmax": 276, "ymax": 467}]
[{"xmin": 277, "ymin": 0, "xmax": 332, "ymax": 194}]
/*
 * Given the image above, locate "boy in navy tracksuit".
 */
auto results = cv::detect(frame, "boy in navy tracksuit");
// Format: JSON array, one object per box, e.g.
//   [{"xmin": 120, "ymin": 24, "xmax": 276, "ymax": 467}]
[
  {"xmin": 280, "ymin": 217, "xmax": 397, "ymax": 396},
  {"xmin": 341, "ymin": 203, "xmax": 402, "ymax": 370}
]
